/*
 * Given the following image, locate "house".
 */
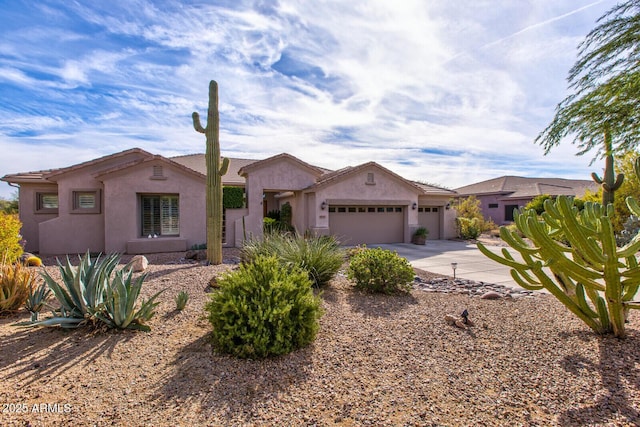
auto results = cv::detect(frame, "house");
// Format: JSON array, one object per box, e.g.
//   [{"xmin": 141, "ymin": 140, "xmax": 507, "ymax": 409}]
[
  {"xmin": 1, "ymin": 148, "xmax": 458, "ymax": 255},
  {"xmin": 454, "ymin": 176, "xmax": 599, "ymax": 225}
]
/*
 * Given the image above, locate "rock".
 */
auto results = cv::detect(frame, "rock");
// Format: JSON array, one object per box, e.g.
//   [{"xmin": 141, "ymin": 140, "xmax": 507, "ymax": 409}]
[
  {"xmin": 480, "ymin": 291, "xmax": 503, "ymax": 300},
  {"xmin": 129, "ymin": 255, "xmax": 149, "ymax": 272}
]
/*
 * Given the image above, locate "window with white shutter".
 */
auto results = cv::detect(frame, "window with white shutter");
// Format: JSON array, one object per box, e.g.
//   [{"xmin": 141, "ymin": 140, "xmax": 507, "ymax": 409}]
[{"xmin": 141, "ymin": 195, "xmax": 179, "ymax": 236}]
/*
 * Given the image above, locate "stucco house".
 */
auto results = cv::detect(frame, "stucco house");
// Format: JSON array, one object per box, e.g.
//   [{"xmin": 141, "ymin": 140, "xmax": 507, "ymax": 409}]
[
  {"xmin": 1, "ymin": 148, "xmax": 457, "ymax": 255},
  {"xmin": 454, "ymin": 176, "xmax": 599, "ymax": 225}
]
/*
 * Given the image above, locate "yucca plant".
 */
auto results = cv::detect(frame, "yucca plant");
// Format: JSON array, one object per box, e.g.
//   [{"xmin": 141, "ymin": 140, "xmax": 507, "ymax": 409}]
[
  {"xmin": 1, "ymin": 261, "xmax": 35, "ymax": 312},
  {"xmin": 175, "ymin": 291, "xmax": 189, "ymax": 311},
  {"xmin": 94, "ymin": 268, "xmax": 163, "ymax": 332},
  {"xmin": 24, "ymin": 282, "xmax": 51, "ymax": 321}
]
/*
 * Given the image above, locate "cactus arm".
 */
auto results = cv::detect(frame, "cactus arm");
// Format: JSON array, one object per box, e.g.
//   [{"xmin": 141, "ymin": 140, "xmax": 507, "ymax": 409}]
[
  {"xmin": 219, "ymin": 157, "xmax": 229, "ymax": 176},
  {"xmin": 192, "ymin": 112, "xmax": 205, "ymax": 133},
  {"xmin": 591, "ymin": 172, "xmax": 604, "ymax": 185},
  {"xmin": 576, "ymin": 283, "xmax": 600, "ymax": 319}
]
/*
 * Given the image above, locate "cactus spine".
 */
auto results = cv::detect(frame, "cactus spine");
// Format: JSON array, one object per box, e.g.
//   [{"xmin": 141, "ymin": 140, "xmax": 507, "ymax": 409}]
[
  {"xmin": 478, "ymin": 196, "xmax": 640, "ymax": 338},
  {"xmin": 193, "ymin": 80, "xmax": 229, "ymax": 265},
  {"xmin": 591, "ymin": 126, "xmax": 624, "ymax": 206}
]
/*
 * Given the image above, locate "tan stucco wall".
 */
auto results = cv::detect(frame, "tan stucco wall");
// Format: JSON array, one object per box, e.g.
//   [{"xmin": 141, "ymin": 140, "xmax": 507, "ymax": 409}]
[
  {"xmin": 243, "ymin": 159, "xmax": 320, "ymax": 239},
  {"xmin": 16, "ymin": 184, "xmax": 58, "ymax": 253},
  {"xmin": 312, "ymin": 166, "xmax": 421, "ymax": 243},
  {"xmin": 101, "ymin": 159, "xmax": 206, "ymax": 253}
]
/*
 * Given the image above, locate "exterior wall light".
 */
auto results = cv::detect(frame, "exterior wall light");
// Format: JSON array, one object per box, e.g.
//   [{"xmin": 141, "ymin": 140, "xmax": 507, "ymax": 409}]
[
  {"xmin": 412, "ymin": 202, "xmax": 417, "ymax": 210},
  {"xmin": 321, "ymin": 201, "xmax": 327, "ymax": 210}
]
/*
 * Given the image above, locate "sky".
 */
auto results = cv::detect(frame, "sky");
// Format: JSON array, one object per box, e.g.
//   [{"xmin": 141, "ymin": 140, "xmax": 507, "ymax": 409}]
[{"xmin": 0, "ymin": 0, "xmax": 621, "ymax": 199}]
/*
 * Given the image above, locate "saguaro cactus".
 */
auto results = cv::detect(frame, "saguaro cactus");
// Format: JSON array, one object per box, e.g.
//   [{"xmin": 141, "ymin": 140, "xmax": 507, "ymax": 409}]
[
  {"xmin": 591, "ymin": 127, "xmax": 624, "ymax": 206},
  {"xmin": 478, "ymin": 196, "xmax": 640, "ymax": 338},
  {"xmin": 193, "ymin": 80, "xmax": 229, "ymax": 265}
]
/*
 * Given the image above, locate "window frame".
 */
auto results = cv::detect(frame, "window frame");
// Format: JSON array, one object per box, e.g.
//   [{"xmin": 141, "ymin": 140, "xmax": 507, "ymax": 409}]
[
  {"xmin": 35, "ymin": 192, "xmax": 59, "ymax": 214},
  {"xmin": 140, "ymin": 194, "xmax": 180, "ymax": 237},
  {"xmin": 71, "ymin": 189, "xmax": 101, "ymax": 214}
]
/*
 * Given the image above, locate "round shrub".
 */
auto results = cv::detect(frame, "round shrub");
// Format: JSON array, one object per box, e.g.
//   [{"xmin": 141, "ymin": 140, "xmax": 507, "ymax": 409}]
[
  {"xmin": 205, "ymin": 256, "xmax": 323, "ymax": 359},
  {"xmin": 347, "ymin": 247, "xmax": 414, "ymax": 294}
]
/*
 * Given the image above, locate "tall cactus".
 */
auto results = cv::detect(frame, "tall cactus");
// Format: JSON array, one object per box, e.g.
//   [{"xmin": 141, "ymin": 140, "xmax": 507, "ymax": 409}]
[
  {"xmin": 478, "ymin": 196, "xmax": 640, "ymax": 338},
  {"xmin": 193, "ymin": 80, "xmax": 229, "ymax": 265},
  {"xmin": 591, "ymin": 126, "xmax": 624, "ymax": 206}
]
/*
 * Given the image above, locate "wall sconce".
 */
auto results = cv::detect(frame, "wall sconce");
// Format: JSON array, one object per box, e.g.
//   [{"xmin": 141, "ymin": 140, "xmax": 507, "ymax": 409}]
[
  {"xmin": 446, "ymin": 203, "xmax": 451, "ymax": 210},
  {"xmin": 320, "ymin": 201, "xmax": 327, "ymax": 210},
  {"xmin": 412, "ymin": 202, "xmax": 417, "ymax": 210}
]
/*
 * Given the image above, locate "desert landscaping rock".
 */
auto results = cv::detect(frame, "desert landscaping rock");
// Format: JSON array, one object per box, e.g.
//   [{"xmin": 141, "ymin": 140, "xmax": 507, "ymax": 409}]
[
  {"xmin": 0, "ymin": 249, "xmax": 638, "ymax": 426},
  {"xmin": 129, "ymin": 254, "xmax": 149, "ymax": 272}
]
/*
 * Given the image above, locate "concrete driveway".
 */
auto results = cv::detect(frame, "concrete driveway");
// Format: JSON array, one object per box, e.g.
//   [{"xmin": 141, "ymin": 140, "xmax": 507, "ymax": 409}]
[{"xmin": 376, "ymin": 240, "xmax": 522, "ymax": 289}]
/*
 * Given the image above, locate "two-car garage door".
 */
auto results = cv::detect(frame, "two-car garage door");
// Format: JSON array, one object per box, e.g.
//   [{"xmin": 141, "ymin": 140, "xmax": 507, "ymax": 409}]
[{"xmin": 328, "ymin": 205, "xmax": 404, "ymax": 245}]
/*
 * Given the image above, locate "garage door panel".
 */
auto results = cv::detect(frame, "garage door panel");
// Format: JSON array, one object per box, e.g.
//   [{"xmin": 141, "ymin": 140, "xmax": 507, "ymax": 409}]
[
  {"xmin": 418, "ymin": 206, "xmax": 440, "ymax": 239},
  {"xmin": 329, "ymin": 206, "xmax": 403, "ymax": 245}
]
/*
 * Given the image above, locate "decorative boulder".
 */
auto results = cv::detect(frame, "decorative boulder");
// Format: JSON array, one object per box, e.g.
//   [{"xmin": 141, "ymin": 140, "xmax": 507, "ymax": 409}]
[{"xmin": 129, "ymin": 255, "xmax": 149, "ymax": 272}]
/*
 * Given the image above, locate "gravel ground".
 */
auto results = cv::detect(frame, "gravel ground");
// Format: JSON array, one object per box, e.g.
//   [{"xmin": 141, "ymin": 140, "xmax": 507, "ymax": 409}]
[{"xmin": 1, "ymin": 249, "xmax": 639, "ymax": 426}]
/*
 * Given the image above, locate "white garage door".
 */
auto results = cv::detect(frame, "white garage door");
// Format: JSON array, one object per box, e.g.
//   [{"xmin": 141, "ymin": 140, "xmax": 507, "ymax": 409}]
[
  {"xmin": 418, "ymin": 206, "xmax": 440, "ymax": 239},
  {"xmin": 329, "ymin": 205, "xmax": 404, "ymax": 245}
]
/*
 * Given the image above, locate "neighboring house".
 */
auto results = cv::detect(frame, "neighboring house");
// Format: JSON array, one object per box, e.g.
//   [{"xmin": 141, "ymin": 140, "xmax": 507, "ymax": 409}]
[
  {"xmin": 1, "ymin": 148, "xmax": 457, "ymax": 255},
  {"xmin": 455, "ymin": 176, "xmax": 599, "ymax": 225}
]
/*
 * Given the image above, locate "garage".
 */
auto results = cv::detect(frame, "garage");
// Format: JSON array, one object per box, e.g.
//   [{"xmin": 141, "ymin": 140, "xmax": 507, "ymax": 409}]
[
  {"xmin": 328, "ymin": 205, "xmax": 404, "ymax": 245},
  {"xmin": 418, "ymin": 206, "xmax": 440, "ymax": 239}
]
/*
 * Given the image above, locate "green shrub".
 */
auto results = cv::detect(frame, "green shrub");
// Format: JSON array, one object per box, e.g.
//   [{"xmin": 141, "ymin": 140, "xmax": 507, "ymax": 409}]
[
  {"xmin": 0, "ymin": 213, "xmax": 23, "ymax": 263},
  {"xmin": 27, "ymin": 251, "xmax": 162, "ymax": 331},
  {"xmin": 456, "ymin": 217, "xmax": 481, "ymax": 240},
  {"xmin": 347, "ymin": 247, "xmax": 414, "ymax": 294},
  {"xmin": 1, "ymin": 261, "xmax": 35, "ymax": 312},
  {"xmin": 242, "ymin": 233, "xmax": 343, "ymax": 287},
  {"xmin": 223, "ymin": 186, "xmax": 244, "ymax": 208},
  {"xmin": 205, "ymin": 256, "xmax": 322, "ymax": 358},
  {"xmin": 175, "ymin": 290, "xmax": 189, "ymax": 310}
]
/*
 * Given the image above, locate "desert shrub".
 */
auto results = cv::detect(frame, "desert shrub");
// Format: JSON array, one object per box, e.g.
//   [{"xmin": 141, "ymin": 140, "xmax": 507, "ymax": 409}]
[
  {"xmin": 25, "ymin": 282, "xmax": 51, "ymax": 321},
  {"xmin": 0, "ymin": 261, "xmax": 35, "ymax": 312},
  {"xmin": 205, "ymin": 255, "xmax": 322, "ymax": 358},
  {"xmin": 175, "ymin": 291, "xmax": 189, "ymax": 310},
  {"xmin": 242, "ymin": 233, "xmax": 343, "ymax": 287},
  {"xmin": 0, "ymin": 213, "xmax": 23, "ymax": 263},
  {"xmin": 456, "ymin": 217, "xmax": 481, "ymax": 240},
  {"xmin": 30, "ymin": 251, "xmax": 162, "ymax": 331},
  {"xmin": 347, "ymin": 247, "xmax": 414, "ymax": 294},
  {"xmin": 616, "ymin": 214, "xmax": 640, "ymax": 246},
  {"xmin": 223, "ymin": 186, "xmax": 244, "ymax": 208}
]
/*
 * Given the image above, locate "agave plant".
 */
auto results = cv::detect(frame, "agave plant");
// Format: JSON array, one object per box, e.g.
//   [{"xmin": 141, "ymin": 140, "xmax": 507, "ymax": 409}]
[
  {"xmin": 24, "ymin": 282, "xmax": 52, "ymax": 321},
  {"xmin": 22, "ymin": 251, "xmax": 162, "ymax": 331},
  {"xmin": 175, "ymin": 290, "xmax": 189, "ymax": 311},
  {"xmin": 94, "ymin": 268, "xmax": 163, "ymax": 331}
]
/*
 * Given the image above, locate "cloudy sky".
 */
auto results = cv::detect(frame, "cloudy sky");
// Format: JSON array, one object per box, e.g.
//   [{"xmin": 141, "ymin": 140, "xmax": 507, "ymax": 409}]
[{"xmin": 0, "ymin": 0, "xmax": 619, "ymax": 199}]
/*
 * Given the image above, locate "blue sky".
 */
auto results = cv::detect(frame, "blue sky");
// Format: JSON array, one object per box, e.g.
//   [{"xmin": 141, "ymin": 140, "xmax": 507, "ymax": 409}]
[{"xmin": 0, "ymin": 0, "xmax": 619, "ymax": 199}]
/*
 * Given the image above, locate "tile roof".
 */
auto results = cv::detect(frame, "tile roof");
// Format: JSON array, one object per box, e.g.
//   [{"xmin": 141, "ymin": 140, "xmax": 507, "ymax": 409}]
[
  {"xmin": 170, "ymin": 154, "xmax": 257, "ymax": 185},
  {"xmin": 455, "ymin": 176, "xmax": 598, "ymax": 198}
]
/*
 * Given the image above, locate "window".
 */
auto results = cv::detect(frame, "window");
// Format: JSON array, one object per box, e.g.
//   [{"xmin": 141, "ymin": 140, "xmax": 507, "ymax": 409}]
[
  {"xmin": 141, "ymin": 195, "xmax": 179, "ymax": 236},
  {"xmin": 504, "ymin": 204, "xmax": 519, "ymax": 222},
  {"xmin": 488, "ymin": 203, "xmax": 499, "ymax": 209},
  {"xmin": 36, "ymin": 192, "xmax": 58, "ymax": 214},
  {"xmin": 72, "ymin": 190, "xmax": 101, "ymax": 214},
  {"xmin": 348, "ymin": 207, "xmax": 356, "ymax": 213}
]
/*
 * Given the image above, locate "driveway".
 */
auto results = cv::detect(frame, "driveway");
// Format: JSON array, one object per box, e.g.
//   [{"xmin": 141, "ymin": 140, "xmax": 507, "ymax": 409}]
[{"xmin": 377, "ymin": 240, "xmax": 524, "ymax": 290}]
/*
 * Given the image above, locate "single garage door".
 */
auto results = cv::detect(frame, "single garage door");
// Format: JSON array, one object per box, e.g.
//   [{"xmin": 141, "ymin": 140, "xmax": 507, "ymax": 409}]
[
  {"xmin": 418, "ymin": 206, "xmax": 440, "ymax": 239},
  {"xmin": 329, "ymin": 205, "xmax": 404, "ymax": 245}
]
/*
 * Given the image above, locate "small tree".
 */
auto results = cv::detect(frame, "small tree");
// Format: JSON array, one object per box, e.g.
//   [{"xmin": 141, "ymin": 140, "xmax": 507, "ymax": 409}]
[
  {"xmin": 453, "ymin": 196, "xmax": 494, "ymax": 239},
  {"xmin": 0, "ymin": 213, "xmax": 22, "ymax": 262}
]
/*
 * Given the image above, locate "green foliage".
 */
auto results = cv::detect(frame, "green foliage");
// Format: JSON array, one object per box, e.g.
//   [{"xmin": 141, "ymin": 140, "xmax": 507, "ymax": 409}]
[
  {"xmin": 453, "ymin": 196, "xmax": 493, "ymax": 238},
  {"xmin": 525, "ymin": 195, "xmax": 554, "ymax": 215},
  {"xmin": 611, "ymin": 150, "xmax": 640, "ymax": 231},
  {"xmin": 347, "ymin": 247, "xmax": 414, "ymax": 294},
  {"xmin": 414, "ymin": 227, "xmax": 428, "ymax": 237},
  {"xmin": 1, "ymin": 261, "xmax": 35, "ymax": 312},
  {"xmin": 0, "ymin": 193, "xmax": 18, "ymax": 214},
  {"xmin": 0, "ymin": 213, "xmax": 23, "ymax": 263},
  {"xmin": 205, "ymin": 255, "xmax": 322, "ymax": 358},
  {"xmin": 456, "ymin": 217, "xmax": 481, "ymax": 240},
  {"xmin": 24, "ymin": 282, "xmax": 51, "ymax": 321},
  {"xmin": 26, "ymin": 251, "xmax": 162, "ymax": 331},
  {"xmin": 281, "ymin": 202, "xmax": 292, "ymax": 228},
  {"xmin": 223, "ymin": 186, "xmax": 244, "ymax": 209},
  {"xmin": 242, "ymin": 233, "xmax": 343, "ymax": 287},
  {"xmin": 175, "ymin": 290, "xmax": 189, "ymax": 311},
  {"xmin": 478, "ymin": 195, "xmax": 640, "ymax": 338}
]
